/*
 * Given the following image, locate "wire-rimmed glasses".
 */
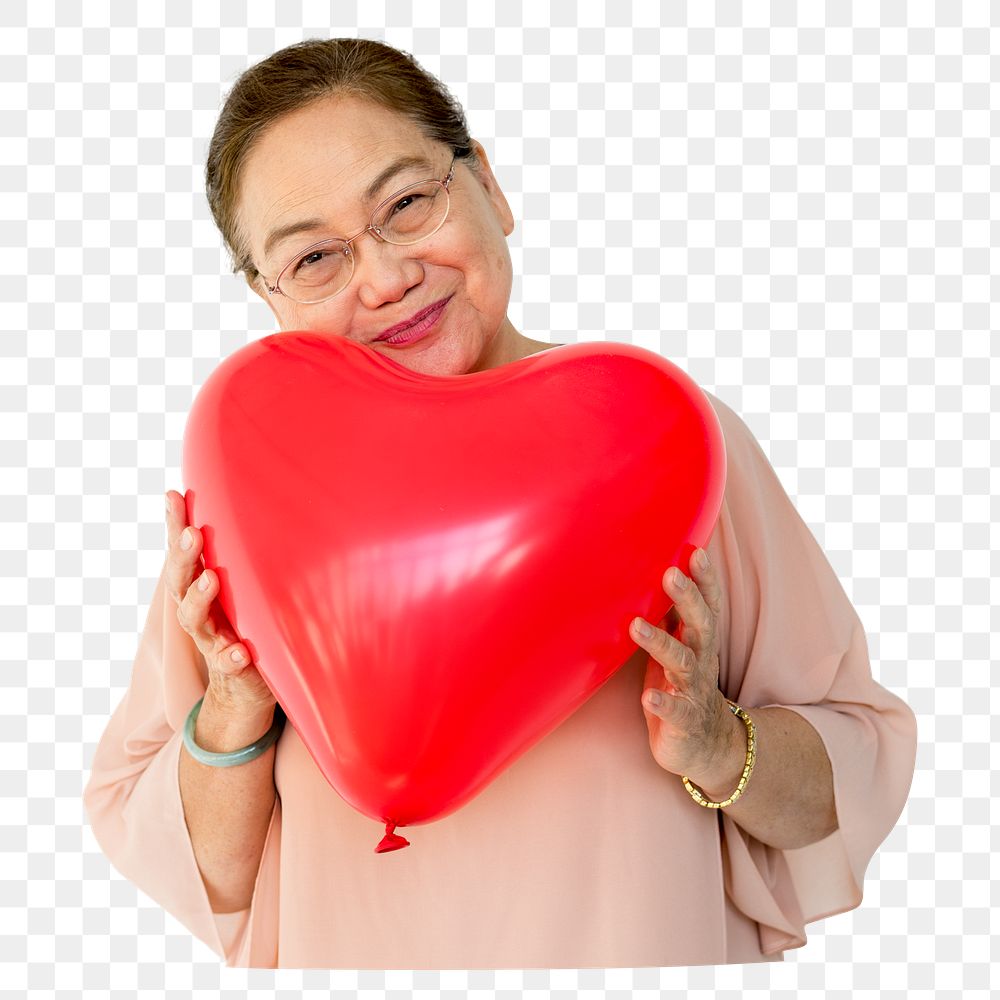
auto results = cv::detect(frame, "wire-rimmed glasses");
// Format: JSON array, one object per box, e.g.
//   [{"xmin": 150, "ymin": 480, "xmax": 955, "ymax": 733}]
[{"xmin": 263, "ymin": 155, "xmax": 457, "ymax": 305}]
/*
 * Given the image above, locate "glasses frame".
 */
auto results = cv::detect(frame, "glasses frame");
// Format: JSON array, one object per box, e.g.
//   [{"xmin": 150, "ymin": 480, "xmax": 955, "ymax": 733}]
[{"xmin": 263, "ymin": 154, "xmax": 458, "ymax": 306}]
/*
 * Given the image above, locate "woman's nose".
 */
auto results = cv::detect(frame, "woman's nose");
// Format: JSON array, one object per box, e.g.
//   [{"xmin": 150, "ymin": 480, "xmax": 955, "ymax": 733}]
[{"xmin": 353, "ymin": 237, "xmax": 424, "ymax": 310}]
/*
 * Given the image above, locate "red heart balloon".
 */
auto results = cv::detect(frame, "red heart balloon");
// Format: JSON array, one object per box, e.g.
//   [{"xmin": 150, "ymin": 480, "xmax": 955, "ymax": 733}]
[{"xmin": 182, "ymin": 335, "xmax": 725, "ymax": 851}]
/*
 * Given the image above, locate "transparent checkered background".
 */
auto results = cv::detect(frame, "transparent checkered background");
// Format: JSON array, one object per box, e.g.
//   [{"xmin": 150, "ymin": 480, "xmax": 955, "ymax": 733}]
[{"xmin": 2, "ymin": 1, "xmax": 995, "ymax": 996}]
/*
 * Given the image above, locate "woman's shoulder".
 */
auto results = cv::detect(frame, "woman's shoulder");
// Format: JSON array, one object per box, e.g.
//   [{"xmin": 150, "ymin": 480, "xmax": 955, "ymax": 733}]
[
  {"xmin": 699, "ymin": 389, "xmax": 765, "ymax": 467},
  {"xmin": 696, "ymin": 389, "xmax": 791, "ymax": 524}
]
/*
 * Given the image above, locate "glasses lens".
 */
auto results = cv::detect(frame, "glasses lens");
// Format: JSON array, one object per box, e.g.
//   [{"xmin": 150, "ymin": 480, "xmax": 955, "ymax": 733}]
[
  {"xmin": 375, "ymin": 181, "xmax": 449, "ymax": 245},
  {"xmin": 279, "ymin": 241, "xmax": 352, "ymax": 304}
]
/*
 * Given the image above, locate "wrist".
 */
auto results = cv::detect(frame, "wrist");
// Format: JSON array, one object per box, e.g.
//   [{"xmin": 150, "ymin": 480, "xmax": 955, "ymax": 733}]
[
  {"xmin": 687, "ymin": 698, "xmax": 747, "ymax": 801},
  {"xmin": 196, "ymin": 688, "xmax": 277, "ymax": 754}
]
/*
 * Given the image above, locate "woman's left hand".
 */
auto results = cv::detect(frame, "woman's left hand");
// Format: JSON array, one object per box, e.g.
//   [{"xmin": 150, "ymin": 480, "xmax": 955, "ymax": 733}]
[{"xmin": 631, "ymin": 548, "xmax": 735, "ymax": 781}]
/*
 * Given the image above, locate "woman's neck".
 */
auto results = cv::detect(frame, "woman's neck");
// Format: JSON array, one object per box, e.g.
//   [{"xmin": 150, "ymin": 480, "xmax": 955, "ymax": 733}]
[{"xmin": 473, "ymin": 317, "xmax": 563, "ymax": 372}]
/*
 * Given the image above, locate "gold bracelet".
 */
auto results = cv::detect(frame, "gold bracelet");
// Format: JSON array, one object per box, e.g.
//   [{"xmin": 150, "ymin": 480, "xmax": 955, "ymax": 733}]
[{"xmin": 681, "ymin": 699, "xmax": 757, "ymax": 809}]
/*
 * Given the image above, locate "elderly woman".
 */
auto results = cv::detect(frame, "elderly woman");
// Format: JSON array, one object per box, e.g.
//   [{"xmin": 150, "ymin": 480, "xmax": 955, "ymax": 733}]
[{"xmin": 83, "ymin": 38, "xmax": 917, "ymax": 970}]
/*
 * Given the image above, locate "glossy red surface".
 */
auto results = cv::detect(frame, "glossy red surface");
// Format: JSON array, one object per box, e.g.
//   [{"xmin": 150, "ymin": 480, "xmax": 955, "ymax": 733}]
[{"xmin": 182, "ymin": 333, "xmax": 726, "ymax": 847}]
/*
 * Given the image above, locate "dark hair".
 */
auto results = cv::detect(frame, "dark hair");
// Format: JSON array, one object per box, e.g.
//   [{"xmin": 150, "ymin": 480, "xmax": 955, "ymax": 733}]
[{"xmin": 205, "ymin": 38, "xmax": 476, "ymax": 284}]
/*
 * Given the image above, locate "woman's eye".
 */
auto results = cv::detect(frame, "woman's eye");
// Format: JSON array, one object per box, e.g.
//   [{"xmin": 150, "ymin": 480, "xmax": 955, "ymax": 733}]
[
  {"xmin": 392, "ymin": 194, "xmax": 422, "ymax": 214},
  {"xmin": 295, "ymin": 250, "xmax": 327, "ymax": 272}
]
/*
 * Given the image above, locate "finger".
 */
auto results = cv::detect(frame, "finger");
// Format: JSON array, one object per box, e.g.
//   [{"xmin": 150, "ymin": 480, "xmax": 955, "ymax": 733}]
[
  {"xmin": 655, "ymin": 605, "xmax": 681, "ymax": 639},
  {"xmin": 641, "ymin": 683, "xmax": 687, "ymax": 720},
  {"xmin": 165, "ymin": 519, "xmax": 203, "ymax": 608},
  {"xmin": 663, "ymin": 565, "xmax": 715, "ymax": 658},
  {"xmin": 688, "ymin": 547, "xmax": 723, "ymax": 619},
  {"xmin": 164, "ymin": 490, "xmax": 179, "ymax": 542},
  {"xmin": 176, "ymin": 567, "xmax": 250, "ymax": 675},
  {"xmin": 176, "ymin": 567, "xmax": 217, "ymax": 653},
  {"xmin": 659, "ymin": 604, "xmax": 684, "ymax": 639},
  {"xmin": 642, "ymin": 653, "xmax": 679, "ymax": 697},
  {"xmin": 630, "ymin": 616, "xmax": 696, "ymax": 683},
  {"xmin": 164, "ymin": 490, "xmax": 192, "ymax": 549}
]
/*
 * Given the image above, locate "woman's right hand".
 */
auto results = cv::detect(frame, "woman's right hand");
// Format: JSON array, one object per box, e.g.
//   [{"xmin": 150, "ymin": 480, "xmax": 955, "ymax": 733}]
[{"xmin": 165, "ymin": 490, "xmax": 277, "ymax": 718}]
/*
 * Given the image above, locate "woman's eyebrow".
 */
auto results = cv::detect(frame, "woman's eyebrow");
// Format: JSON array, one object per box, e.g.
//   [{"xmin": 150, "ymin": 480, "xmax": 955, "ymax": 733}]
[
  {"xmin": 263, "ymin": 219, "xmax": 326, "ymax": 262},
  {"xmin": 363, "ymin": 154, "xmax": 435, "ymax": 203},
  {"xmin": 262, "ymin": 155, "xmax": 436, "ymax": 263}
]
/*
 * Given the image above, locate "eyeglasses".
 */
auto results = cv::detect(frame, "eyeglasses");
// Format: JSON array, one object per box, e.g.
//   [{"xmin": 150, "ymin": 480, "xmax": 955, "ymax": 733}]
[{"xmin": 262, "ymin": 154, "xmax": 457, "ymax": 305}]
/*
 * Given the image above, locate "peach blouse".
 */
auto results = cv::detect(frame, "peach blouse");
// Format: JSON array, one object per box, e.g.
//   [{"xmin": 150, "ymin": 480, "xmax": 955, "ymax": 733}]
[{"xmin": 83, "ymin": 392, "xmax": 917, "ymax": 969}]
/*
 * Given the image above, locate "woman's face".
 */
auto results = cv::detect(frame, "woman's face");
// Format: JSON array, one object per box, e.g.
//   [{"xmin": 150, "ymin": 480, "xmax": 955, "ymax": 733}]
[{"xmin": 237, "ymin": 94, "xmax": 521, "ymax": 376}]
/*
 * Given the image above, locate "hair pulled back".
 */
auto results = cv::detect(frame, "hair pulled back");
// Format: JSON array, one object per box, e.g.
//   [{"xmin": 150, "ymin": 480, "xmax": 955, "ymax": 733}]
[{"xmin": 205, "ymin": 38, "xmax": 475, "ymax": 283}]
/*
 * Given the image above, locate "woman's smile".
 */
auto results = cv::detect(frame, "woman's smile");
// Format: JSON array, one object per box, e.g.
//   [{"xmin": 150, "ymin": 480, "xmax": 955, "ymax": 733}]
[{"xmin": 372, "ymin": 293, "xmax": 452, "ymax": 346}]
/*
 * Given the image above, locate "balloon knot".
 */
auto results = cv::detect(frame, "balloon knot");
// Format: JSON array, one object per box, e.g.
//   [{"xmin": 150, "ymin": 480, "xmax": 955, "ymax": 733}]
[{"xmin": 375, "ymin": 821, "xmax": 410, "ymax": 853}]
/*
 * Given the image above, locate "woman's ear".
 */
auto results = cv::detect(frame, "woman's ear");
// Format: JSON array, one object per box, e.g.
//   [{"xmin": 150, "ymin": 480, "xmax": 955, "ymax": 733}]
[{"xmin": 468, "ymin": 139, "xmax": 515, "ymax": 237}]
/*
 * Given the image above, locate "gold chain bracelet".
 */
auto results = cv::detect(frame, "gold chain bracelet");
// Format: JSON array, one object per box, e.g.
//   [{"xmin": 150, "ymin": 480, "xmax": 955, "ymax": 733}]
[{"xmin": 681, "ymin": 699, "xmax": 757, "ymax": 809}]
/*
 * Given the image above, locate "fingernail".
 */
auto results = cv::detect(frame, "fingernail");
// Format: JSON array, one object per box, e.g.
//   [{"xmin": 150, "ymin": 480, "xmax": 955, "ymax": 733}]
[
  {"xmin": 633, "ymin": 617, "xmax": 654, "ymax": 639},
  {"xmin": 695, "ymin": 549, "xmax": 709, "ymax": 571},
  {"xmin": 671, "ymin": 568, "xmax": 688, "ymax": 589},
  {"xmin": 230, "ymin": 648, "xmax": 245, "ymax": 663},
  {"xmin": 165, "ymin": 492, "xmax": 171, "ymax": 513},
  {"xmin": 646, "ymin": 690, "xmax": 662, "ymax": 708},
  {"xmin": 181, "ymin": 528, "xmax": 192, "ymax": 550},
  {"xmin": 198, "ymin": 570, "xmax": 210, "ymax": 591}
]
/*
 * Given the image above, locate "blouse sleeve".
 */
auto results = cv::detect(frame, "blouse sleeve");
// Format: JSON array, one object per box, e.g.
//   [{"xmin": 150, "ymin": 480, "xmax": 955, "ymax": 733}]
[
  {"xmin": 703, "ymin": 393, "xmax": 918, "ymax": 957},
  {"xmin": 82, "ymin": 557, "xmax": 282, "ymax": 968}
]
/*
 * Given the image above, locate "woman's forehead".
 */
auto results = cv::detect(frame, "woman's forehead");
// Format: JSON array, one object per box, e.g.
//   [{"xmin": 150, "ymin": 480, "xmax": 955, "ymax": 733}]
[
  {"xmin": 246, "ymin": 95, "xmax": 434, "ymax": 191},
  {"xmin": 238, "ymin": 95, "xmax": 442, "ymax": 259}
]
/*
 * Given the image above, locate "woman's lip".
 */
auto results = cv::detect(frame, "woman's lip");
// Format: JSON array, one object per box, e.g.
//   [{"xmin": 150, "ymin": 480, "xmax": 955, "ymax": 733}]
[{"xmin": 373, "ymin": 296, "xmax": 452, "ymax": 346}]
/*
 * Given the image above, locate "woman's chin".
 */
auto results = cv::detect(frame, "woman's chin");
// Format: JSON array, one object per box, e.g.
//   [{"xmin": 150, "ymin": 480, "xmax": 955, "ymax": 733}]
[{"xmin": 372, "ymin": 333, "xmax": 482, "ymax": 377}]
